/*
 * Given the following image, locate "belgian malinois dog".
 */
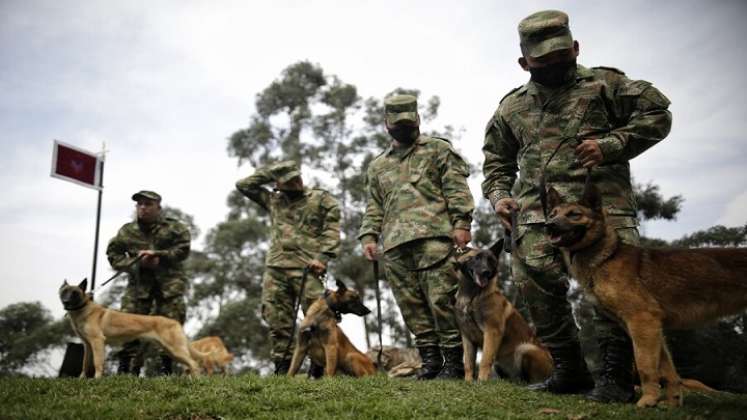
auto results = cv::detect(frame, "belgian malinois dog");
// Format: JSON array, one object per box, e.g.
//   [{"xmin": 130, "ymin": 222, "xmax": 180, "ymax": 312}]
[
  {"xmin": 59, "ymin": 279, "xmax": 207, "ymax": 377},
  {"xmin": 455, "ymin": 242, "xmax": 553, "ymax": 383},
  {"xmin": 287, "ymin": 280, "xmax": 376, "ymax": 377},
  {"xmin": 545, "ymin": 184, "xmax": 746, "ymax": 407},
  {"xmin": 190, "ymin": 336, "xmax": 234, "ymax": 375},
  {"xmin": 366, "ymin": 345, "xmax": 422, "ymax": 378}
]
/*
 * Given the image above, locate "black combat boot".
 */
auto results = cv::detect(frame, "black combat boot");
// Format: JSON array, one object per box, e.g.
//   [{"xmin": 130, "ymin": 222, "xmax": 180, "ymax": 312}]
[
  {"xmin": 528, "ymin": 342, "xmax": 594, "ymax": 394},
  {"xmin": 586, "ymin": 337, "xmax": 635, "ymax": 403},
  {"xmin": 416, "ymin": 346, "xmax": 444, "ymax": 380},
  {"xmin": 159, "ymin": 355, "xmax": 173, "ymax": 376},
  {"xmin": 436, "ymin": 346, "xmax": 465, "ymax": 380},
  {"xmin": 117, "ymin": 355, "xmax": 131, "ymax": 375},
  {"xmin": 273, "ymin": 358, "xmax": 291, "ymax": 375},
  {"xmin": 308, "ymin": 361, "xmax": 324, "ymax": 379}
]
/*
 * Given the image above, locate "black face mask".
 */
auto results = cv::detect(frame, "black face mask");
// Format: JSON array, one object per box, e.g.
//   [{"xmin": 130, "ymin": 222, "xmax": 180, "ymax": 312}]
[
  {"xmin": 529, "ymin": 59, "xmax": 577, "ymax": 88},
  {"xmin": 387, "ymin": 126, "xmax": 419, "ymax": 145},
  {"xmin": 281, "ymin": 190, "xmax": 304, "ymax": 200}
]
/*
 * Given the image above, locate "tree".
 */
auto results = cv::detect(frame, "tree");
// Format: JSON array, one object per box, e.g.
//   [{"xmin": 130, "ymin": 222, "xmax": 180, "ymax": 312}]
[{"xmin": 0, "ymin": 302, "xmax": 72, "ymax": 376}]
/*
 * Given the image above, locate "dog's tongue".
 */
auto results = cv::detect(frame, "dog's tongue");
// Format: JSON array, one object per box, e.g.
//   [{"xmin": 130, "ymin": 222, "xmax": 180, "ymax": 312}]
[{"xmin": 475, "ymin": 276, "xmax": 486, "ymax": 288}]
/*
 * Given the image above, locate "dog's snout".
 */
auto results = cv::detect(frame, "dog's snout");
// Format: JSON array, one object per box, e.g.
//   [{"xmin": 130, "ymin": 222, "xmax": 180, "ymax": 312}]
[{"xmin": 480, "ymin": 270, "xmax": 493, "ymax": 280}]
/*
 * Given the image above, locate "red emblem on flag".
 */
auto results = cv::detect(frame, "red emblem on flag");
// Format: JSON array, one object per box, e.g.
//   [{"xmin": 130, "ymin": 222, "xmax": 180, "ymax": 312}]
[{"xmin": 51, "ymin": 140, "xmax": 103, "ymax": 189}]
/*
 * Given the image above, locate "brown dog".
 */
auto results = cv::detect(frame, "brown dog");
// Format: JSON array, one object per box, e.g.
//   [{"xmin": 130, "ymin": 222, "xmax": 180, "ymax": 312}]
[
  {"xmin": 59, "ymin": 279, "xmax": 206, "ymax": 377},
  {"xmin": 545, "ymin": 184, "xmax": 746, "ymax": 407},
  {"xmin": 455, "ymin": 243, "xmax": 553, "ymax": 383},
  {"xmin": 366, "ymin": 345, "xmax": 422, "ymax": 378},
  {"xmin": 190, "ymin": 336, "xmax": 234, "ymax": 375},
  {"xmin": 288, "ymin": 280, "xmax": 376, "ymax": 377}
]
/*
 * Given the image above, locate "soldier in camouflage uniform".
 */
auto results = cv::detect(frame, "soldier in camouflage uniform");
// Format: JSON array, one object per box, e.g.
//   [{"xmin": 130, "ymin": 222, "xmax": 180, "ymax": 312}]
[
  {"xmin": 236, "ymin": 161, "xmax": 341, "ymax": 375},
  {"xmin": 359, "ymin": 95, "xmax": 475, "ymax": 380},
  {"xmin": 106, "ymin": 190, "xmax": 191, "ymax": 375},
  {"xmin": 482, "ymin": 10, "xmax": 671, "ymax": 402}
]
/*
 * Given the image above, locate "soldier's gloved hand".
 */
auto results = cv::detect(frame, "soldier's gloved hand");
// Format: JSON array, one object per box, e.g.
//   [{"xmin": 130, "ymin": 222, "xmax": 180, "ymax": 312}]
[
  {"xmin": 308, "ymin": 259, "xmax": 326, "ymax": 276},
  {"xmin": 452, "ymin": 228, "xmax": 471, "ymax": 249},
  {"xmin": 494, "ymin": 198, "xmax": 519, "ymax": 230},
  {"xmin": 363, "ymin": 243, "xmax": 379, "ymax": 261},
  {"xmin": 575, "ymin": 139, "xmax": 604, "ymax": 168}
]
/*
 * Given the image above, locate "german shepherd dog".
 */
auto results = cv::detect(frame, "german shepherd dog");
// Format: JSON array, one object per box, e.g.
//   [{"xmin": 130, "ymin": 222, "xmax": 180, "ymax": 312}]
[
  {"xmin": 190, "ymin": 336, "xmax": 234, "ymax": 375},
  {"xmin": 455, "ymin": 242, "xmax": 553, "ymax": 383},
  {"xmin": 288, "ymin": 280, "xmax": 376, "ymax": 377},
  {"xmin": 59, "ymin": 279, "xmax": 207, "ymax": 377},
  {"xmin": 545, "ymin": 184, "xmax": 746, "ymax": 407}
]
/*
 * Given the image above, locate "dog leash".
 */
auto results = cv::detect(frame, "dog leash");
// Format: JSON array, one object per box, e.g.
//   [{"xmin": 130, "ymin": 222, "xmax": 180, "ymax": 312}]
[
  {"xmin": 280, "ymin": 266, "xmax": 310, "ymax": 366},
  {"xmin": 93, "ymin": 254, "xmax": 144, "ymax": 294},
  {"xmin": 372, "ymin": 260, "xmax": 383, "ymax": 369}
]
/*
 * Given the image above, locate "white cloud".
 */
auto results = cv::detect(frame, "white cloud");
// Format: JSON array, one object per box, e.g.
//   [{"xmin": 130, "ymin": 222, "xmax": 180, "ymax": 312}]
[{"xmin": 718, "ymin": 190, "xmax": 747, "ymax": 227}]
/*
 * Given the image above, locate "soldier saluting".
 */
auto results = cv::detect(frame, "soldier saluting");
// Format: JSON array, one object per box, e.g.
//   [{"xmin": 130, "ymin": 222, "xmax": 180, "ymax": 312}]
[
  {"xmin": 359, "ymin": 95, "xmax": 475, "ymax": 379},
  {"xmin": 236, "ymin": 161, "xmax": 340, "ymax": 375},
  {"xmin": 482, "ymin": 10, "xmax": 671, "ymax": 402}
]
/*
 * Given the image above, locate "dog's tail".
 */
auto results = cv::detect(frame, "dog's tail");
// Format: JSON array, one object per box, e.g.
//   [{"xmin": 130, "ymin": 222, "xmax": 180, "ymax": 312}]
[
  {"xmin": 680, "ymin": 378, "xmax": 720, "ymax": 394},
  {"xmin": 515, "ymin": 342, "xmax": 553, "ymax": 384},
  {"xmin": 189, "ymin": 344, "xmax": 218, "ymax": 368}
]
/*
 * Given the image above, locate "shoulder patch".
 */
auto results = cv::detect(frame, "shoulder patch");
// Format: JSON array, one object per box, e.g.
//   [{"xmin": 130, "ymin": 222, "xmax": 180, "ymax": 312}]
[
  {"xmin": 591, "ymin": 66, "xmax": 626, "ymax": 76},
  {"xmin": 499, "ymin": 85, "xmax": 524, "ymax": 104}
]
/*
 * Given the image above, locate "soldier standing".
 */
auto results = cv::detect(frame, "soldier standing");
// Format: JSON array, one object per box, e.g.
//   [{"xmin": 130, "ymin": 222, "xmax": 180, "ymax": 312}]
[
  {"xmin": 106, "ymin": 190, "xmax": 191, "ymax": 375},
  {"xmin": 482, "ymin": 11, "xmax": 671, "ymax": 401},
  {"xmin": 236, "ymin": 161, "xmax": 340, "ymax": 375},
  {"xmin": 359, "ymin": 95, "xmax": 475, "ymax": 379}
]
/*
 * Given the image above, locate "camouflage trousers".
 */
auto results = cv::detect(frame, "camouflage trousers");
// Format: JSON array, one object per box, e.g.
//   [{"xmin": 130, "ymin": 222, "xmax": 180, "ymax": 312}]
[
  {"xmin": 261, "ymin": 266, "xmax": 325, "ymax": 362},
  {"xmin": 119, "ymin": 273, "xmax": 187, "ymax": 364},
  {"xmin": 512, "ymin": 217, "xmax": 639, "ymax": 352},
  {"xmin": 383, "ymin": 238, "xmax": 462, "ymax": 349}
]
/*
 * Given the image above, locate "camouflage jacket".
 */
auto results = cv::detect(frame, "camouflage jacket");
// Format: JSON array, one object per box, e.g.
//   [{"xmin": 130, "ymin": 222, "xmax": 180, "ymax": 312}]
[
  {"xmin": 235, "ymin": 166, "xmax": 341, "ymax": 269},
  {"xmin": 359, "ymin": 135, "xmax": 475, "ymax": 252},
  {"xmin": 106, "ymin": 216, "xmax": 191, "ymax": 281},
  {"xmin": 482, "ymin": 65, "xmax": 672, "ymax": 225}
]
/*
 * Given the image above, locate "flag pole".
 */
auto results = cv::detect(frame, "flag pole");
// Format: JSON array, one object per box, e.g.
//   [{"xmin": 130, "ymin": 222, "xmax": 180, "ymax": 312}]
[{"xmin": 90, "ymin": 144, "xmax": 106, "ymax": 291}]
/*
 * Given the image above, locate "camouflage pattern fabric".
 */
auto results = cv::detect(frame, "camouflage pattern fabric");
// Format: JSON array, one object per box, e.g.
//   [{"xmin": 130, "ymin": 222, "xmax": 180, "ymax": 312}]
[
  {"xmin": 512, "ymin": 218, "xmax": 639, "ymax": 350},
  {"xmin": 482, "ymin": 63, "xmax": 670, "ymax": 351},
  {"xmin": 236, "ymin": 161, "xmax": 341, "ymax": 268},
  {"xmin": 261, "ymin": 267, "xmax": 325, "ymax": 362},
  {"xmin": 358, "ymin": 135, "xmax": 474, "ymax": 251},
  {"xmin": 236, "ymin": 162, "xmax": 340, "ymax": 362},
  {"xmin": 383, "ymin": 238, "xmax": 462, "ymax": 349},
  {"xmin": 106, "ymin": 216, "xmax": 191, "ymax": 361},
  {"xmin": 482, "ymin": 64, "xmax": 672, "ymax": 224}
]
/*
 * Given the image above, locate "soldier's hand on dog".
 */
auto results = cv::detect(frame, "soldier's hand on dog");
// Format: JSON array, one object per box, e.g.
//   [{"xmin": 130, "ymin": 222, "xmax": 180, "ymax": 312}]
[
  {"xmin": 363, "ymin": 243, "xmax": 378, "ymax": 261},
  {"xmin": 452, "ymin": 228, "xmax": 471, "ymax": 249},
  {"xmin": 138, "ymin": 250, "xmax": 160, "ymax": 269},
  {"xmin": 575, "ymin": 139, "xmax": 603, "ymax": 168},
  {"xmin": 308, "ymin": 259, "xmax": 326, "ymax": 275},
  {"xmin": 494, "ymin": 198, "xmax": 519, "ymax": 230}
]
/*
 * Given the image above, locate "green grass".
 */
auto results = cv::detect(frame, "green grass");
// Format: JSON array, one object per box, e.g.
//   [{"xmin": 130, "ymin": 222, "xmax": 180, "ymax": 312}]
[{"xmin": 1, "ymin": 374, "xmax": 745, "ymax": 419}]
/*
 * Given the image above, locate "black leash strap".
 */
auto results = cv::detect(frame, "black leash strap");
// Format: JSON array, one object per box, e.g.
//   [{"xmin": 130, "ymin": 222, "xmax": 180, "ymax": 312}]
[
  {"xmin": 94, "ymin": 254, "xmax": 144, "ymax": 293},
  {"xmin": 281, "ymin": 266, "xmax": 309, "ymax": 363},
  {"xmin": 372, "ymin": 260, "xmax": 383, "ymax": 369}
]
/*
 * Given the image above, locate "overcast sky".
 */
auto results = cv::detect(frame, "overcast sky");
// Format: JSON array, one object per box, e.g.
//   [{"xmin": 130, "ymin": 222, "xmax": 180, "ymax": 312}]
[{"xmin": 1, "ymin": 0, "xmax": 746, "ymax": 352}]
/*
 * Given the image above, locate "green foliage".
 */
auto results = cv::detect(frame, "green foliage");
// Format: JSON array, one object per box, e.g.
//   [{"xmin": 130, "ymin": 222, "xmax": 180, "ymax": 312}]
[
  {"xmin": 2, "ymin": 375, "xmax": 745, "ymax": 419},
  {"xmin": 671, "ymin": 224, "xmax": 747, "ymax": 248},
  {"xmin": 634, "ymin": 181, "xmax": 684, "ymax": 221},
  {"xmin": 0, "ymin": 302, "xmax": 72, "ymax": 375}
]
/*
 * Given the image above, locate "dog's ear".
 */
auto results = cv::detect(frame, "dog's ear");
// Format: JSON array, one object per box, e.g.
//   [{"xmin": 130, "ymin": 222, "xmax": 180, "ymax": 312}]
[
  {"xmin": 489, "ymin": 239, "xmax": 504, "ymax": 258},
  {"xmin": 78, "ymin": 278, "xmax": 88, "ymax": 292},
  {"xmin": 547, "ymin": 186, "xmax": 563, "ymax": 210},
  {"xmin": 335, "ymin": 279, "xmax": 348, "ymax": 292},
  {"xmin": 60, "ymin": 279, "xmax": 69, "ymax": 289},
  {"xmin": 580, "ymin": 182, "xmax": 602, "ymax": 211}
]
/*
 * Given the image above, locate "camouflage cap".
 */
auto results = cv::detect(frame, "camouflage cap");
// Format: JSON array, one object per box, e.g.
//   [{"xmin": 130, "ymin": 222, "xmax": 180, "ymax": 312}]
[
  {"xmin": 273, "ymin": 160, "xmax": 302, "ymax": 183},
  {"xmin": 518, "ymin": 10, "xmax": 574, "ymax": 59},
  {"xmin": 384, "ymin": 95, "xmax": 418, "ymax": 126},
  {"xmin": 131, "ymin": 190, "xmax": 162, "ymax": 203}
]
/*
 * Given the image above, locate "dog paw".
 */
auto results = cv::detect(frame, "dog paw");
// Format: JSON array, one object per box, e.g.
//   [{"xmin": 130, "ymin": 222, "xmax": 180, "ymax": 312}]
[{"xmin": 635, "ymin": 394, "xmax": 659, "ymax": 408}]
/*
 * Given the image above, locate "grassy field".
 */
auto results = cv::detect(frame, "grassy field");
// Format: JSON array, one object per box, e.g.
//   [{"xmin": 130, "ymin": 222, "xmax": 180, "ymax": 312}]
[{"xmin": 1, "ymin": 374, "xmax": 746, "ymax": 420}]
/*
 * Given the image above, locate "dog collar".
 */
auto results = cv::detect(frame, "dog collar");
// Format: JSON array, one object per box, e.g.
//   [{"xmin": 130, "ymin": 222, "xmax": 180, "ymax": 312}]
[{"xmin": 324, "ymin": 295, "xmax": 343, "ymax": 322}]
